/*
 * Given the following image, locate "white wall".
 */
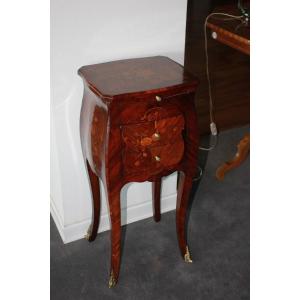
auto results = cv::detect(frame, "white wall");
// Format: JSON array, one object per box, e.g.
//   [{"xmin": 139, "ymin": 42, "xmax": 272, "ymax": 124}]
[{"xmin": 50, "ymin": 0, "xmax": 188, "ymax": 243}]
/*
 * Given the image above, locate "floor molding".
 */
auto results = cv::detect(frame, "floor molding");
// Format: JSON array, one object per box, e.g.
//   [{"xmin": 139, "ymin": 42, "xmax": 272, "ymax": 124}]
[{"xmin": 50, "ymin": 198, "xmax": 66, "ymax": 242}]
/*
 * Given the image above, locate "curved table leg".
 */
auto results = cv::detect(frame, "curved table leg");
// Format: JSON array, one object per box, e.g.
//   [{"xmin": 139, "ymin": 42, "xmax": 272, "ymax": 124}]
[
  {"xmin": 176, "ymin": 171, "xmax": 194, "ymax": 263},
  {"xmin": 152, "ymin": 179, "xmax": 161, "ymax": 222},
  {"xmin": 106, "ymin": 185, "xmax": 121, "ymax": 288},
  {"xmin": 216, "ymin": 133, "xmax": 250, "ymax": 180},
  {"xmin": 85, "ymin": 160, "xmax": 101, "ymax": 242}
]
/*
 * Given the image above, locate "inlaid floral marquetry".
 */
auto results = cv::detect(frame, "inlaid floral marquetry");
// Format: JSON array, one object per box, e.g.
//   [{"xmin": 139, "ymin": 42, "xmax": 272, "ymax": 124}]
[{"xmin": 122, "ymin": 112, "xmax": 185, "ymax": 175}]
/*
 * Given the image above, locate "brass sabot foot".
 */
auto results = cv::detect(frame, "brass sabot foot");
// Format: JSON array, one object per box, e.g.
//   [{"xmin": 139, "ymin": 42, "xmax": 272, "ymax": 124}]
[
  {"xmin": 108, "ymin": 271, "xmax": 116, "ymax": 288},
  {"xmin": 84, "ymin": 225, "xmax": 92, "ymax": 240},
  {"xmin": 184, "ymin": 246, "xmax": 193, "ymax": 263}
]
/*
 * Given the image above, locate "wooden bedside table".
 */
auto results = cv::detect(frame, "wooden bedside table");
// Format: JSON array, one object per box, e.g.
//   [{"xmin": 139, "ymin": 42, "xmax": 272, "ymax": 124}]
[{"xmin": 78, "ymin": 56, "xmax": 200, "ymax": 287}]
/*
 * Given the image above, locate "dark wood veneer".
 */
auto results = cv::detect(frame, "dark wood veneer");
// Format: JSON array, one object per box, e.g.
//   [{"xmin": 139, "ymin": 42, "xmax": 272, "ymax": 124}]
[
  {"xmin": 184, "ymin": 0, "xmax": 250, "ymax": 134},
  {"xmin": 79, "ymin": 56, "xmax": 199, "ymax": 287}
]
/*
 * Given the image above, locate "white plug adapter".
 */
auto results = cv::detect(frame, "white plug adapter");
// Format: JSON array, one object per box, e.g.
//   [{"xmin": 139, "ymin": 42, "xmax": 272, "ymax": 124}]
[{"xmin": 210, "ymin": 122, "xmax": 218, "ymax": 136}]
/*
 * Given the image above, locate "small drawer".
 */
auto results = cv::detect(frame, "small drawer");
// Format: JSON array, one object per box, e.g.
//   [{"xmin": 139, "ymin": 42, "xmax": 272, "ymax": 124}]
[
  {"xmin": 122, "ymin": 114, "xmax": 184, "ymax": 150},
  {"xmin": 118, "ymin": 92, "xmax": 189, "ymax": 125},
  {"xmin": 123, "ymin": 138, "xmax": 184, "ymax": 175}
]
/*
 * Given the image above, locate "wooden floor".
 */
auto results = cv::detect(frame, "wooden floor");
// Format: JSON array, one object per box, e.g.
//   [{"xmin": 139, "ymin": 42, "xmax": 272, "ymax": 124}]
[{"xmin": 184, "ymin": 0, "xmax": 250, "ymax": 135}]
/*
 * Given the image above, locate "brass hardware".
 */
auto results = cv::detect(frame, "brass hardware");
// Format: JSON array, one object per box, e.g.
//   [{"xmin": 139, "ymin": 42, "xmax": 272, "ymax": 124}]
[
  {"xmin": 184, "ymin": 246, "xmax": 193, "ymax": 263},
  {"xmin": 108, "ymin": 271, "xmax": 116, "ymax": 288},
  {"xmin": 84, "ymin": 225, "xmax": 92, "ymax": 240},
  {"xmin": 153, "ymin": 132, "xmax": 160, "ymax": 140},
  {"xmin": 155, "ymin": 95, "xmax": 162, "ymax": 102},
  {"xmin": 154, "ymin": 155, "xmax": 160, "ymax": 162}
]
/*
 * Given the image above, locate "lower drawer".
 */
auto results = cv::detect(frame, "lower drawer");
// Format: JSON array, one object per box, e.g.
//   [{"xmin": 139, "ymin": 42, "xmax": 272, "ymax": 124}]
[{"xmin": 122, "ymin": 138, "xmax": 184, "ymax": 176}]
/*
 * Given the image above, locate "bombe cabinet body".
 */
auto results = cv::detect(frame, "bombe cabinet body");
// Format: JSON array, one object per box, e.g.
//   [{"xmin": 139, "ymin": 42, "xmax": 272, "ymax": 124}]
[{"xmin": 78, "ymin": 56, "xmax": 199, "ymax": 287}]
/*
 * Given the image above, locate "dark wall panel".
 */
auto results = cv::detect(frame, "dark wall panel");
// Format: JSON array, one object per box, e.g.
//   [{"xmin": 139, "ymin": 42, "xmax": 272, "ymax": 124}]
[{"xmin": 184, "ymin": 0, "xmax": 250, "ymax": 136}]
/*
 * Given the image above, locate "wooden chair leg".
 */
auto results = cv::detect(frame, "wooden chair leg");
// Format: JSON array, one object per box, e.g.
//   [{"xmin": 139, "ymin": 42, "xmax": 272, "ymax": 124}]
[
  {"xmin": 216, "ymin": 133, "xmax": 250, "ymax": 180},
  {"xmin": 152, "ymin": 179, "xmax": 162, "ymax": 222},
  {"xmin": 85, "ymin": 160, "xmax": 101, "ymax": 242},
  {"xmin": 176, "ymin": 171, "xmax": 194, "ymax": 263},
  {"xmin": 106, "ymin": 186, "xmax": 121, "ymax": 288}
]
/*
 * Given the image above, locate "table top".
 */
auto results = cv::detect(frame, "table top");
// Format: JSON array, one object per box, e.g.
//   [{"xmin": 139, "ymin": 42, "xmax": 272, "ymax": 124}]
[
  {"xmin": 206, "ymin": 3, "xmax": 250, "ymax": 55},
  {"xmin": 78, "ymin": 56, "xmax": 198, "ymax": 100}
]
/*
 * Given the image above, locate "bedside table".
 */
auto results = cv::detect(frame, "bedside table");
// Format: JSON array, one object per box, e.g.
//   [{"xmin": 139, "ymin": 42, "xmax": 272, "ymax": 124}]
[{"xmin": 78, "ymin": 56, "xmax": 200, "ymax": 287}]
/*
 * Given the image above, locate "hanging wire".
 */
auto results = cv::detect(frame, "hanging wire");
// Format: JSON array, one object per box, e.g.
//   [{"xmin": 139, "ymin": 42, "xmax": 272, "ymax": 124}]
[{"xmin": 199, "ymin": 12, "xmax": 244, "ymax": 151}]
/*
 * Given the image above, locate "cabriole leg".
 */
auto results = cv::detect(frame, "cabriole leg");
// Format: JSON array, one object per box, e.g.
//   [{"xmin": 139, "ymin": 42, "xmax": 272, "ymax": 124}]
[
  {"xmin": 106, "ymin": 186, "xmax": 121, "ymax": 288},
  {"xmin": 176, "ymin": 171, "xmax": 194, "ymax": 263},
  {"xmin": 152, "ymin": 179, "xmax": 162, "ymax": 222},
  {"xmin": 85, "ymin": 160, "xmax": 101, "ymax": 242}
]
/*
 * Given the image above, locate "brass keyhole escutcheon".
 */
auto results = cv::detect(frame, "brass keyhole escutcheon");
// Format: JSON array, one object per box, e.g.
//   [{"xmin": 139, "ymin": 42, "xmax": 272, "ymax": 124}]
[
  {"xmin": 154, "ymin": 155, "xmax": 160, "ymax": 162},
  {"xmin": 155, "ymin": 95, "xmax": 162, "ymax": 102}
]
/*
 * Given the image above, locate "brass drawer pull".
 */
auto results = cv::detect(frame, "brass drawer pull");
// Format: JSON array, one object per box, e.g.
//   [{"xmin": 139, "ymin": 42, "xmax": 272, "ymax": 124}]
[
  {"xmin": 154, "ymin": 155, "xmax": 160, "ymax": 162},
  {"xmin": 153, "ymin": 132, "xmax": 160, "ymax": 141},
  {"xmin": 155, "ymin": 95, "xmax": 162, "ymax": 102}
]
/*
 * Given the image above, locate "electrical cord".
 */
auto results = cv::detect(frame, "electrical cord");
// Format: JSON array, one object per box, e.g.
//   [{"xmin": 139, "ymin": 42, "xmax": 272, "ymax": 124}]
[
  {"xmin": 199, "ymin": 12, "xmax": 244, "ymax": 151},
  {"xmin": 193, "ymin": 166, "xmax": 203, "ymax": 181}
]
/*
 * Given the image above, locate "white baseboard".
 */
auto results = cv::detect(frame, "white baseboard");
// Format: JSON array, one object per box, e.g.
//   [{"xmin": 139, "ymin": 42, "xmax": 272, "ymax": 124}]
[
  {"xmin": 50, "ymin": 198, "xmax": 66, "ymax": 242},
  {"xmin": 51, "ymin": 193, "xmax": 177, "ymax": 244}
]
